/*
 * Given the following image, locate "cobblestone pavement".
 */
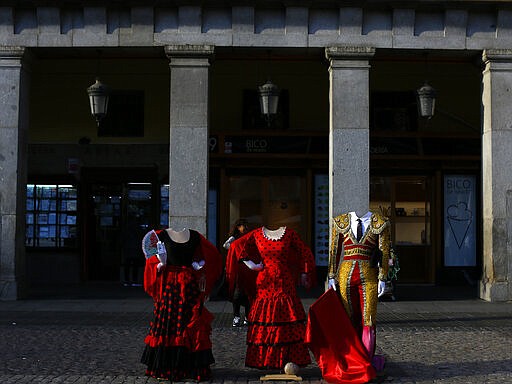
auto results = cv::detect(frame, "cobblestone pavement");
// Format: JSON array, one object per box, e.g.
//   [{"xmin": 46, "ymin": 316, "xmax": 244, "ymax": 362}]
[{"xmin": 0, "ymin": 294, "xmax": 511, "ymax": 384}]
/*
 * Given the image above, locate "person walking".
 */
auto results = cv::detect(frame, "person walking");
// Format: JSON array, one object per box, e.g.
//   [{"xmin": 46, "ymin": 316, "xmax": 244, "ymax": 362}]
[{"xmin": 223, "ymin": 219, "xmax": 253, "ymax": 327}]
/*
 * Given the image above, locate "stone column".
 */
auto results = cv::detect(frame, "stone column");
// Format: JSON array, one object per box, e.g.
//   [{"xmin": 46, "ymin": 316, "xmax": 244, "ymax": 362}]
[
  {"xmin": 480, "ymin": 49, "xmax": 512, "ymax": 302},
  {"xmin": 325, "ymin": 46, "xmax": 375, "ymax": 219},
  {"xmin": 0, "ymin": 47, "xmax": 29, "ymax": 300},
  {"xmin": 165, "ymin": 45, "xmax": 214, "ymax": 235}
]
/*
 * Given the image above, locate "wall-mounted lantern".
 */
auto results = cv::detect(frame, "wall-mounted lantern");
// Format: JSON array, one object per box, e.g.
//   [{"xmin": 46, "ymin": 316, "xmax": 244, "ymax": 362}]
[
  {"xmin": 416, "ymin": 82, "xmax": 436, "ymax": 119},
  {"xmin": 87, "ymin": 78, "xmax": 109, "ymax": 126},
  {"xmin": 258, "ymin": 80, "xmax": 279, "ymax": 126}
]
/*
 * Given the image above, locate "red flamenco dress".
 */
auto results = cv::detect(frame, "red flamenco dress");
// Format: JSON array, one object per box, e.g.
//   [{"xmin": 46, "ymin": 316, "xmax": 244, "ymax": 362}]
[
  {"xmin": 239, "ymin": 226, "xmax": 317, "ymax": 370},
  {"xmin": 141, "ymin": 229, "xmax": 222, "ymax": 382}
]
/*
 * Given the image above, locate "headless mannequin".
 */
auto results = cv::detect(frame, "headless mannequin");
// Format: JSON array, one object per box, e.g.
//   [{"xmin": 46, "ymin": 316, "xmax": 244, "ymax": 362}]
[
  {"xmin": 166, "ymin": 228, "xmax": 190, "ymax": 243},
  {"xmin": 330, "ymin": 209, "xmax": 388, "ymax": 372},
  {"xmin": 165, "ymin": 228, "xmax": 205, "ymax": 271},
  {"xmin": 350, "ymin": 211, "xmax": 372, "ymax": 239},
  {"xmin": 242, "ymin": 225, "xmax": 288, "ymax": 272},
  {"xmin": 262, "ymin": 226, "xmax": 286, "ymax": 241}
]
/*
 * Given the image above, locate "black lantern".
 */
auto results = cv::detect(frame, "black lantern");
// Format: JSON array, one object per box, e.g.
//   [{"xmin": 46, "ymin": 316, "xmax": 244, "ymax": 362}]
[
  {"xmin": 87, "ymin": 78, "xmax": 110, "ymax": 125},
  {"xmin": 258, "ymin": 80, "xmax": 279, "ymax": 126},
  {"xmin": 416, "ymin": 82, "xmax": 436, "ymax": 119}
]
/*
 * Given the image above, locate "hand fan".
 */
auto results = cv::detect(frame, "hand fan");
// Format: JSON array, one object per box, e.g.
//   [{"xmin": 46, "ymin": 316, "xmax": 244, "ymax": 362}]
[{"xmin": 142, "ymin": 229, "xmax": 160, "ymax": 259}]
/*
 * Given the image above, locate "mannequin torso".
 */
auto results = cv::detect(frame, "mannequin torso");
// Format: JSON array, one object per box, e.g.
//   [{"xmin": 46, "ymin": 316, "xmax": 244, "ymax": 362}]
[
  {"xmin": 262, "ymin": 226, "xmax": 286, "ymax": 241},
  {"xmin": 166, "ymin": 228, "xmax": 190, "ymax": 243}
]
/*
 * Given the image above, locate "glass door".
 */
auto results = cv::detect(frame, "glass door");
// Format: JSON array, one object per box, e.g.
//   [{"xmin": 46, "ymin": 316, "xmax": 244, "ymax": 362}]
[
  {"xmin": 88, "ymin": 183, "xmax": 123, "ymax": 280},
  {"xmin": 85, "ymin": 182, "xmax": 154, "ymax": 282},
  {"xmin": 123, "ymin": 183, "xmax": 152, "ymax": 285},
  {"xmin": 370, "ymin": 176, "xmax": 433, "ymax": 283},
  {"xmin": 393, "ymin": 177, "xmax": 432, "ymax": 283},
  {"xmin": 228, "ymin": 173, "xmax": 308, "ymax": 241}
]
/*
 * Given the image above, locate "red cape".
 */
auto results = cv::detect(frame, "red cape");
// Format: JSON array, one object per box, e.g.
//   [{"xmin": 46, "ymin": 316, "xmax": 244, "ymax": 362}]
[
  {"xmin": 224, "ymin": 233, "xmax": 258, "ymax": 301},
  {"xmin": 305, "ymin": 289, "xmax": 376, "ymax": 384}
]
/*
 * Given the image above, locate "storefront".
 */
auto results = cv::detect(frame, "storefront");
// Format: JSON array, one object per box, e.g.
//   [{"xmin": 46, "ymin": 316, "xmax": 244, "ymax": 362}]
[
  {"xmin": 24, "ymin": 50, "xmax": 482, "ymax": 291},
  {"xmin": 1, "ymin": 2, "xmax": 511, "ymax": 301},
  {"xmin": 26, "ymin": 136, "xmax": 481, "ymax": 292}
]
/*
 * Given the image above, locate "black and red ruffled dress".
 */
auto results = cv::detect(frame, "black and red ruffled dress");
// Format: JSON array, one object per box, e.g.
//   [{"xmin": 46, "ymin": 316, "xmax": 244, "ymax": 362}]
[
  {"xmin": 239, "ymin": 227, "xmax": 316, "ymax": 370},
  {"xmin": 141, "ymin": 229, "xmax": 222, "ymax": 382}
]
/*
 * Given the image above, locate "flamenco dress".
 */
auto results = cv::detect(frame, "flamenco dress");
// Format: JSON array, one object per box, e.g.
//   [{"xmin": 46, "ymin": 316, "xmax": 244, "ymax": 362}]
[
  {"xmin": 141, "ymin": 229, "xmax": 221, "ymax": 382},
  {"xmin": 239, "ymin": 226, "xmax": 316, "ymax": 370}
]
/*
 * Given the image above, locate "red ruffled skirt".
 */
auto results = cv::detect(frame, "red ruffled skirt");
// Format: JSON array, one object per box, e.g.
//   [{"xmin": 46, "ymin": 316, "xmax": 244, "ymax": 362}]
[
  {"xmin": 245, "ymin": 290, "xmax": 311, "ymax": 370},
  {"xmin": 141, "ymin": 268, "xmax": 214, "ymax": 381}
]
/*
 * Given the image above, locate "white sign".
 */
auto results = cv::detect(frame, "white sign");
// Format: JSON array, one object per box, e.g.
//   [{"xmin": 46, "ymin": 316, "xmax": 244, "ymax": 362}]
[{"xmin": 444, "ymin": 175, "xmax": 476, "ymax": 266}]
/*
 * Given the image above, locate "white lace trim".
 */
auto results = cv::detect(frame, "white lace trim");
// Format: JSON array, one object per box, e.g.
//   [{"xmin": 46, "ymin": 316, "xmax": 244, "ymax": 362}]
[{"xmin": 262, "ymin": 226, "xmax": 286, "ymax": 241}]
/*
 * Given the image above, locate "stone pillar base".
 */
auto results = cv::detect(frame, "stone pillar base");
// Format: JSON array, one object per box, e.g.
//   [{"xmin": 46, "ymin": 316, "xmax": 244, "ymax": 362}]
[
  {"xmin": 0, "ymin": 279, "xmax": 21, "ymax": 300},
  {"xmin": 479, "ymin": 280, "xmax": 511, "ymax": 302}
]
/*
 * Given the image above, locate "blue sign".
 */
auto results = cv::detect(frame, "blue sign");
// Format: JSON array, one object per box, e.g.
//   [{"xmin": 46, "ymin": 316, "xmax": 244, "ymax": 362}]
[{"xmin": 444, "ymin": 175, "xmax": 476, "ymax": 266}]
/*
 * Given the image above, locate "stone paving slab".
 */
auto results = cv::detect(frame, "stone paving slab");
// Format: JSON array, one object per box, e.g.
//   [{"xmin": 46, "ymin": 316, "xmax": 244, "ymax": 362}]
[{"xmin": 1, "ymin": 300, "xmax": 511, "ymax": 384}]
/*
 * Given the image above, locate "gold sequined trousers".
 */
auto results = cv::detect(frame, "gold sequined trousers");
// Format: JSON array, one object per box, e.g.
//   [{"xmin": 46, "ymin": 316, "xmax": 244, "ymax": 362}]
[{"xmin": 337, "ymin": 259, "xmax": 378, "ymax": 331}]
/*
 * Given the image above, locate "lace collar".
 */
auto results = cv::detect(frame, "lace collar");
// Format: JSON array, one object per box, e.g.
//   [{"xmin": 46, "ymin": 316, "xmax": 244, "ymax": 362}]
[{"xmin": 262, "ymin": 226, "xmax": 286, "ymax": 241}]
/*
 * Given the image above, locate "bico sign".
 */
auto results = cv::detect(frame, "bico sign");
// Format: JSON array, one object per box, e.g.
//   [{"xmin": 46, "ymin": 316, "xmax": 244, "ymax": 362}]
[
  {"xmin": 245, "ymin": 138, "xmax": 268, "ymax": 153},
  {"xmin": 444, "ymin": 175, "xmax": 476, "ymax": 267}
]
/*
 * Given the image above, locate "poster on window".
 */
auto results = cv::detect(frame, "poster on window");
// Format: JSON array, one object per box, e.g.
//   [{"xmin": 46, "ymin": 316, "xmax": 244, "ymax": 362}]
[
  {"xmin": 314, "ymin": 174, "xmax": 329, "ymax": 266},
  {"xmin": 444, "ymin": 175, "xmax": 476, "ymax": 266}
]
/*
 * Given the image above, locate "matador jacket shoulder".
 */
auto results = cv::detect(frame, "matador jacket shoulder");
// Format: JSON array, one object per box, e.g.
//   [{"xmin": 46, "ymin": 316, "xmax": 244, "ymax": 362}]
[{"xmin": 328, "ymin": 212, "xmax": 391, "ymax": 281}]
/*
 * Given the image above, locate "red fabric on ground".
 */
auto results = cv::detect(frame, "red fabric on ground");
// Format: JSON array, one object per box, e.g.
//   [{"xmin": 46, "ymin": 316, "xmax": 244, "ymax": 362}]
[{"xmin": 305, "ymin": 289, "xmax": 376, "ymax": 384}]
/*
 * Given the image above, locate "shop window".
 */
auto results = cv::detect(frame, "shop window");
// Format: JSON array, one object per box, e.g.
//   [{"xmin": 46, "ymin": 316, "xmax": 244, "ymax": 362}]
[
  {"xmin": 26, "ymin": 184, "xmax": 78, "ymax": 248},
  {"xmin": 160, "ymin": 184, "xmax": 169, "ymax": 228},
  {"xmin": 371, "ymin": 91, "xmax": 418, "ymax": 131},
  {"xmin": 98, "ymin": 90, "xmax": 144, "ymax": 137},
  {"xmin": 313, "ymin": 174, "xmax": 329, "ymax": 267},
  {"xmin": 370, "ymin": 176, "xmax": 433, "ymax": 283}
]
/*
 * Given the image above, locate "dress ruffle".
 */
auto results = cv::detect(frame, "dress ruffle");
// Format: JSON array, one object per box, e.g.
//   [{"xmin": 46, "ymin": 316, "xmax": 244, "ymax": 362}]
[
  {"xmin": 141, "ymin": 345, "xmax": 214, "ymax": 381},
  {"xmin": 247, "ymin": 321, "xmax": 306, "ymax": 345},
  {"xmin": 246, "ymin": 342, "xmax": 311, "ymax": 370},
  {"xmin": 249, "ymin": 291, "xmax": 305, "ymax": 324}
]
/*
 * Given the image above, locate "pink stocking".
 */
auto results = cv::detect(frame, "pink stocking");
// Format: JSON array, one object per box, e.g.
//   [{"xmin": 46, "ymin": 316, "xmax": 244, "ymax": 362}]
[
  {"xmin": 361, "ymin": 325, "xmax": 376, "ymax": 358},
  {"xmin": 362, "ymin": 325, "xmax": 386, "ymax": 372}
]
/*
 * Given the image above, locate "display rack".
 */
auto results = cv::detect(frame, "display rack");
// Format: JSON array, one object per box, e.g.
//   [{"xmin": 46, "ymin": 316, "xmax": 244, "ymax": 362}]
[{"xmin": 26, "ymin": 184, "xmax": 78, "ymax": 248}]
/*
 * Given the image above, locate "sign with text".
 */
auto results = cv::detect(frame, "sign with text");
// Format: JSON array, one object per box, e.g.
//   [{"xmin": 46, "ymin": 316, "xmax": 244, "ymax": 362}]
[
  {"xmin": 443, "ymin": 175, "xmax": 476, "ymax": 266},
  {"xmin": 223, "ymin": 136, "xmax": 327, "ymax": 154}
]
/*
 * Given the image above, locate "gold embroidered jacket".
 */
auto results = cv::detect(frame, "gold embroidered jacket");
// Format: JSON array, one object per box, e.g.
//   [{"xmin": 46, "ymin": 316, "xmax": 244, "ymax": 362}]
[{"xmin": 328, "ymin": 212, "xmax": 391, "ymax": 281}]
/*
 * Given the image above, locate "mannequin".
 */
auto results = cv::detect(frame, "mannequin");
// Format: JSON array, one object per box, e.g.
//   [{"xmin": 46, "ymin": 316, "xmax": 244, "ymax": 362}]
[
  {"xmin": 166, "ymin": 227, "xmax": 190, "ymax": 243},
  {"xmin": 327, "ymin": 210, "xmax": 391, "ymax": 373},
  {"xmin": 239, "ymin": 224, "xmax": 317, "ymax": 372},
  {"xmin": 141, "ymin": 227, "xmax": 222, "ymax": 382}
]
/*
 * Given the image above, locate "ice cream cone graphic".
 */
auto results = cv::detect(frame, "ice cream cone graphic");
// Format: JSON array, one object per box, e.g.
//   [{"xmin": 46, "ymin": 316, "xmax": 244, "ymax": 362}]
[{"xmin": 447, "ymin": 202, "xmax": 472, "ymax": 249}]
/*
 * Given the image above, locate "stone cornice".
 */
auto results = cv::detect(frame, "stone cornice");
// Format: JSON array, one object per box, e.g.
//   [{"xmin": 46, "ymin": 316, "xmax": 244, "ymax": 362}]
[
  {"xmin": 7, "ymin": 1, "xmax": 512, "ymax": 7},
  {"xmin": 0, "ymin": 46, "xmax": 26, "ymax": 58},
  {"xmin": 482, "ymin": 49, "xmax": 512, "ymax": 63},
  {"xmin": 2, "ymin": 4, "xmax": 512, "ymax": 51},
  {"xmin": 325, "ymin": 46, "xmax": 376, "ymax": 60},
  {"xmin": 164, "ymin": 44, "xmax": 215, "ymax": 59}
]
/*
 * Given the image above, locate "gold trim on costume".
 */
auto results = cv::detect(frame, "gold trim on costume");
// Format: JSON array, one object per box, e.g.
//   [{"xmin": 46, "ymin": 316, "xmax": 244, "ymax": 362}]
[{"xmin": 329, "ymin": 211, "xmax": 391, "ymax": 325}]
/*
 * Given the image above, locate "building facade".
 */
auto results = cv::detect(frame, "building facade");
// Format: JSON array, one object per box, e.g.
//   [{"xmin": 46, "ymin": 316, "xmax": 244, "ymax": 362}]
[{"xmin": 0, "ymin": 1, "xmax": 511, "ymax": 301}]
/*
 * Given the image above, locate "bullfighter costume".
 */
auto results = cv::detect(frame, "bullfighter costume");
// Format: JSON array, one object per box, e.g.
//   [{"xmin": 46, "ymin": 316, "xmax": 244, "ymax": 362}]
[{"xmin": 325, "ymin": 211, "xmax": 391, "ymax": 377}]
